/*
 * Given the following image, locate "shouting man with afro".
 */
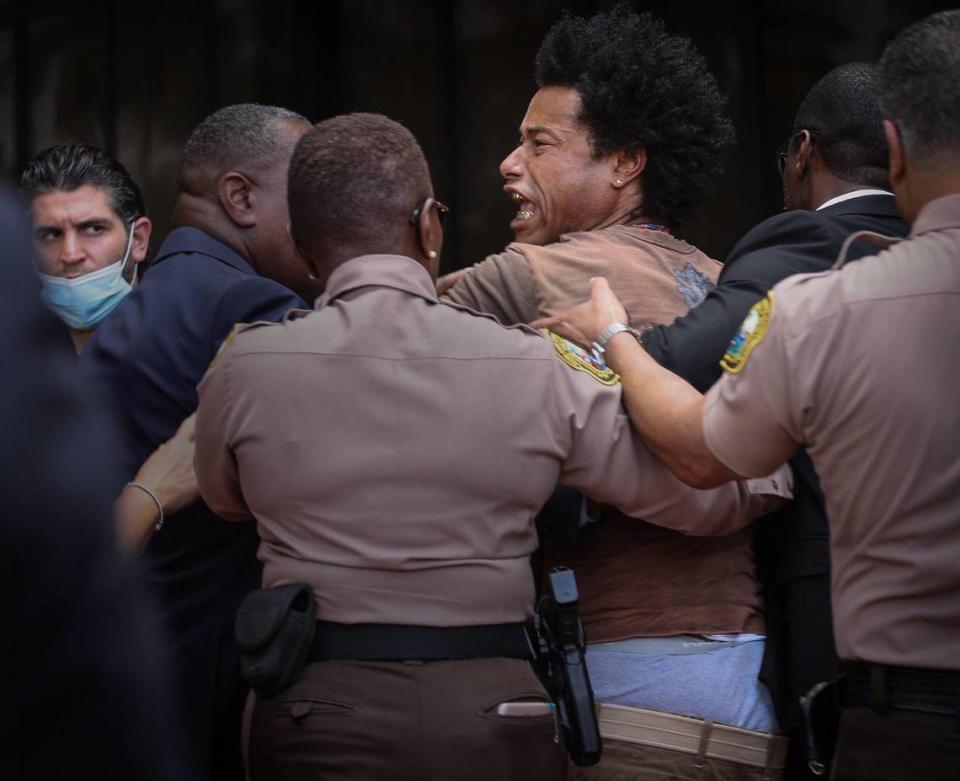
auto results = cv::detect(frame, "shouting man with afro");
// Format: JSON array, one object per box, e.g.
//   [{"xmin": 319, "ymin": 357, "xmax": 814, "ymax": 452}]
[{"xmin": 443, "ymin": 7, "xmax": 787, "ymax": 780}]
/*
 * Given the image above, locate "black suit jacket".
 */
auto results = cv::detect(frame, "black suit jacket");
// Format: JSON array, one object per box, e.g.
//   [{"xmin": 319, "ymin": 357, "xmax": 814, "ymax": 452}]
[
  {"xmin": 643, "ymin": 195, "xmax": 907, "ymax": 392},
  {"xmin": 81, "ymin": 227, "xmax": 306, "ymax": 777},
  {"xmin": 643, "ymin": 195, "xmax": 909, "ymax": 732}
]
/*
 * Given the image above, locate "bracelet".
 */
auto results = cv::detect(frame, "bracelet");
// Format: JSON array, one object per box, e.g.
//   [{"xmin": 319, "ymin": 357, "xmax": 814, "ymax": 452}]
[
  {"xmin": 590, "ymin": 322, "xmax": 644, "ymax": 360},
  {"xmin": 124, "ymin": 481, "xmax": 165, "ymax": 532}
]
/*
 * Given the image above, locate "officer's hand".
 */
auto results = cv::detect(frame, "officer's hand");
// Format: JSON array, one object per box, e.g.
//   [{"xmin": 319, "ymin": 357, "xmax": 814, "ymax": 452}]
[
  {"xmin": 116, "ymin": 414, "xmax": 200, "ymax": 554},
  {"xmin": 134, "ymin": 413, "xmax": 200, "ymax": 516},
  {"xmin": 532, "ymin": 278, "xmax": 628, "ymax": 348}
]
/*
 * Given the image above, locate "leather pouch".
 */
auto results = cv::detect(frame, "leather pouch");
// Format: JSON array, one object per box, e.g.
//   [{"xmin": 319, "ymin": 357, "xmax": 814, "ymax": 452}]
[
  {"xmin": 800, "ymin": 677, "xmax": 842, "ymax": 777},
  {"xmin": 235, "ymin": 584, "xmax": 316, "ymax": 698}
]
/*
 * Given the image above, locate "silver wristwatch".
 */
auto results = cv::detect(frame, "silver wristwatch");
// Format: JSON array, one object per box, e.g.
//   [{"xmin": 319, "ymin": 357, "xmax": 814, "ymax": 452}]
[{"xmin": 590, "ymin": 322, "xmax": 644, "ymax": 359}]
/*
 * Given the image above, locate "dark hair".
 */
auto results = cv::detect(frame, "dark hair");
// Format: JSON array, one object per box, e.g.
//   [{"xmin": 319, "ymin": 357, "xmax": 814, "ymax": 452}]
[
  {"xmin": 791, "ymin": 63, "xmax": 889, "ymax": 188},
  {"xmin": 288, "ymin": 113, "xmax": 432, "ymax": 255},
  {"xmin": 879, "ymin": 10, "xmax": 960, "ymax": 166},
  {"xmin": 177, "ymin": 103, "xmax": 309, "ymax": 193},
  {"xmin": 534, "ymin": 5, "xmax": 734, "ymax": 227},
  {"xmin": 21, "ymin": 144, "xmax": 145, "ymax": 225}
]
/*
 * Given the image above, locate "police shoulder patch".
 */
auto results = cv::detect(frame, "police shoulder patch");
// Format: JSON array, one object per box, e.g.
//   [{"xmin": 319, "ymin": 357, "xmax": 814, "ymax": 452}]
[
  {"xmin": 549, "ymin": 331, "xmax": 620, "ymax": 386},
  {"xmin": 721, "ymin": 293, "xmax": 774, "ymax": 374}
]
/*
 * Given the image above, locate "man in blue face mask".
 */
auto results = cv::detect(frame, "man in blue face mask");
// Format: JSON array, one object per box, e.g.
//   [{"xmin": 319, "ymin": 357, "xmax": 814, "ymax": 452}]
[{"xmin": 22, "ymin": 144, "xmax": 152, "ymax": 353}]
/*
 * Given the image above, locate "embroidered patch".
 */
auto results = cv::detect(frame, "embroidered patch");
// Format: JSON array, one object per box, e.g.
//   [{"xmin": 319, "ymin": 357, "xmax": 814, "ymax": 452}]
[
  {"xmin": 673, "ymin": 262, "xmax": 713, "ymax": 308},
  {"xmin": 549, "ymin": 331, "xmax": 620, "ymax": 385},
  {"xmin": 720, "ymin": 293, "xmax": 773, "ymax": 374}
]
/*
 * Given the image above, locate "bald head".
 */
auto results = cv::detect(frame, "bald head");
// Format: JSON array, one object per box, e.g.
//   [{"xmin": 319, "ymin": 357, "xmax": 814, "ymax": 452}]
[
  {"xmin": 793, "ymin": 63, "xmax": 889, "ymax": 188},
  {"xmin": 288, "ymin": 113, "xmax": 433, "ymax": 261},
  {"xmin": 177, "ymin": 103, "xmax": 309, "ymax": 195}
]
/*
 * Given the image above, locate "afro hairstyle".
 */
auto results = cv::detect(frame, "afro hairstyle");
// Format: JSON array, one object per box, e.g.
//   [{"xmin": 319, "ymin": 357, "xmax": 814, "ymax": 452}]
[{"xmin": 535, "ymin": 5, "xmax": 734, "ymax": 227}]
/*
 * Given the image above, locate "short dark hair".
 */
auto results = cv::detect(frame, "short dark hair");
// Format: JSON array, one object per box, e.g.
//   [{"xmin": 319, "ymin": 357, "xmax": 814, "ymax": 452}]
[
  {"xmin": 534, "ymin": 5, "xmax": 734, "ymax": 227},
  {"xmin": 791, "ymin": 63, "xmax": 889, "ymax": 188},
  {"xmin": 879, "ymin": 10, "xmax": 960, "ymax": 166},
  {"xmin": 20, "ymin": 144, "xmax": 145, "ymax": 225},
  {"xmin": 177, "ymin": 103, "xmax": 309, "ymax": 193},
  {"xmin": 288, "ymin": 113, "xmax": 432, "ymax": 256}
]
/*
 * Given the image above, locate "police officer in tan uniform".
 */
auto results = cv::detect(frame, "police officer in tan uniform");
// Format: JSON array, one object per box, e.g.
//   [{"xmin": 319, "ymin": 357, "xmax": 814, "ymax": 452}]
[
  {"xmin": 543, "ymin": 11, "xmax": 960, "ymax": 780},
  {"xmin": 194, "ymin": 113, "xmax": 788, "ymax": 781}
]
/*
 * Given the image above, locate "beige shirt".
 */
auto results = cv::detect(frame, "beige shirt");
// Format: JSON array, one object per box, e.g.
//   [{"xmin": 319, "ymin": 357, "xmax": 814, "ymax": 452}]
[
  {"xmin": 703, "ymin": 194, "xmax": 960, "ymax": 670},
  {"xmin": 444, "ymin": 225, "xmax": 721, "ymax": 326},
  {"xmin": 196, "ymin": 254, "xmax": 785, "ymax": 627}
]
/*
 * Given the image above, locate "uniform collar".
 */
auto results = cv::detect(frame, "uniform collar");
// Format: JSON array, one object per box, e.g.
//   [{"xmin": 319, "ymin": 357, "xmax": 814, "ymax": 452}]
[
  {"xmin": 910, "ymin": 193, "xmax": 960, "ymax": 238},
  {"xmin": 153, "ymin": 226, "xmax": 256, "ymax": 275},
  {"xmin": 316, "ymin": 254, "xmax": 436, "ymax": 308}
]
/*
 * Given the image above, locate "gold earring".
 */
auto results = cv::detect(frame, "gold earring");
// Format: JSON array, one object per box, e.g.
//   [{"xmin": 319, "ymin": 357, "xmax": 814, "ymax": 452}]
[{"xmin": 428, "ymin": 250, "xmax": 438, "ymax": 259}]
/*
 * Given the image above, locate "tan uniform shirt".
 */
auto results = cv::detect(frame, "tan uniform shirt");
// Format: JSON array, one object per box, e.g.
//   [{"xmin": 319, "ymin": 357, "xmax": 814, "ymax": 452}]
[
  {"xmin": 703, "ymin": 194, "xmax": 960, "ymax": 670},
  {"xmin": 444, "ymin": 225, "xmax": 720, "ymax": 326},
  {"xmin": 196, "ymin": 254, "xmax": 785, "ymax": 628}
]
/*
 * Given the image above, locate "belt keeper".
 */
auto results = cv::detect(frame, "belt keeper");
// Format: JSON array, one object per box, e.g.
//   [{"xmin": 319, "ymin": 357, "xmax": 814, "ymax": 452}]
[
  {"xmin": 869, "ymin": 665, "xmax": 888, "ymax": 713},
  {"xmin": 694, "ymin": 719, "xmax": 713, "ymax": 768},
  {"xmin": 763, "ymin": 732, "xmax": 775, "ymax": 781}
]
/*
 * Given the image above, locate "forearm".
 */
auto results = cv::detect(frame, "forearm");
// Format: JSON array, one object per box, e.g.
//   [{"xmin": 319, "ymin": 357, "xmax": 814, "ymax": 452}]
[
  {"xmin": 604, "ymin": 332, "xmax": 740, "ymax": 488},
  {"xmin": 114, "ymin": 484, "xmax": 164, "ymax": 554}
]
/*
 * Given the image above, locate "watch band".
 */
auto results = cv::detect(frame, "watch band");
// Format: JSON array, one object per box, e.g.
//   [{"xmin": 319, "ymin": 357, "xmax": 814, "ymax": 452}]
[{"xmin": 591, "ymin": 322, "xmax": 643, "ymax": 359}]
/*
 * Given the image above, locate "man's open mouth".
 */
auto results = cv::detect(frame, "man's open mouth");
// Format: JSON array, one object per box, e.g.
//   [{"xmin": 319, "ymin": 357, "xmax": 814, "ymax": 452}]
[{"xmin": 510, "ymin": 191, "xmax": 536, "ymax": 222}]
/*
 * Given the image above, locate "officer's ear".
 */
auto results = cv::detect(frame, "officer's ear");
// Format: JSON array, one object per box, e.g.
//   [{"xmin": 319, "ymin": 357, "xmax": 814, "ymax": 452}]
[
  {"xmin": 218, "ymin": 172, "xmax": 257, "ymax": 228},
  {"xmin": 884, "ymin": 120, "xmax": 906, "ymax": 190},
  {"xmin": 416, "ymin": 198, "xmax": 443, "ymax": 281}
]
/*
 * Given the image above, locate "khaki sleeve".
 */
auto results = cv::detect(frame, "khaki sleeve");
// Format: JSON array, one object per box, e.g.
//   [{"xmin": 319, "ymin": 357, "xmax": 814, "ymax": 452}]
[
  {"xmin": 442, "ymin": 249, "xmax": 540, "ymax": 325},
  {"xmin": 703, "ymin": 293, "xmax": 803, "ymax": 478},
  {"xmin": 549, "ymin": 349, "xmax": 791, "ymax": 536},
  {"xmin": 194, "ymin": 351, "xmax": 254, "ymax": 522}
]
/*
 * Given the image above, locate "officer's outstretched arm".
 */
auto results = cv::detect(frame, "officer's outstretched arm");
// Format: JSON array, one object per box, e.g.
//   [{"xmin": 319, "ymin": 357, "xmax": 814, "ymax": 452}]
[
  {"xmin": 548, "ymin": 331, "xmax": 790, "ymax": 537},
  {"xmin": 543, "ymin": 278, "xmax": 756, "ymax": 488}
]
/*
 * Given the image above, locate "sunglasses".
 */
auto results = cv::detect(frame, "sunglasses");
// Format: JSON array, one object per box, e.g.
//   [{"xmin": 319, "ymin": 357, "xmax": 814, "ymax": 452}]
[{"xmin": 409, "ymin": 198, "xmax": 450, "ymax": 227}]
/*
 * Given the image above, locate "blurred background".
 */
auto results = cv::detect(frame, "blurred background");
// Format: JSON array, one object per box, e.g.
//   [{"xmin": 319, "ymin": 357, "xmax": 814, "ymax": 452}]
[{"xmin": 0, "ymin": 0, "xmax": 951, "ymax": 270}]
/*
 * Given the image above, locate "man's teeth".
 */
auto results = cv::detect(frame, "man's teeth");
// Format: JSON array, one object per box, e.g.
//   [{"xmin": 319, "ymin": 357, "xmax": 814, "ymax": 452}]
[{"xmin": 511, "ymin": 194, "xmax": 534, "ymax": 220}]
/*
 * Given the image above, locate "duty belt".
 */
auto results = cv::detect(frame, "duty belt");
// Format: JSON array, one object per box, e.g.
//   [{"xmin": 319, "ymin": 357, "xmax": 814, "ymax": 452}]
[
  {"xmin": 843, "ymin": 662, "xmax": 960, "ymax": 716},
  {"xmin": 306, "ymin": 621, "xmax": 533, "ymax": 662}
]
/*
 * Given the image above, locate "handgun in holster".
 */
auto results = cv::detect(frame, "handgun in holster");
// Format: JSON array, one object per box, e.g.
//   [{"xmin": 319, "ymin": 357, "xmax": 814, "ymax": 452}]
[
  {"xmin": 531, "ymin": 566, "xmax": 602, "ymax": 767},
  {"xmin": 799, "ymin": 677, "xmax": 843, "ymax": 777}
]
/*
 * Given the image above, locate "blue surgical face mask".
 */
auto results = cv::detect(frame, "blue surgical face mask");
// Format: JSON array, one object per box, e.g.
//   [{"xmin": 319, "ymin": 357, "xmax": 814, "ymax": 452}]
[{"xmin": 39, "ymin": 223, "xmax": 138, "ymax": 330}]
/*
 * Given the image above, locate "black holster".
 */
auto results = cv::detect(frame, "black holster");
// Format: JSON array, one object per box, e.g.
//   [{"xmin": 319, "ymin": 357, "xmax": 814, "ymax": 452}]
[
  {"xmin": 799, "ymin": 677, "xmax": 842, "ymax": 777},
  {"xmin": 531, "ymin": 566, "xmax": 602, "ymax": 767},
  {"xmin": 235, "ymin": 584, "xmax": 316, "ymax": 697}
]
